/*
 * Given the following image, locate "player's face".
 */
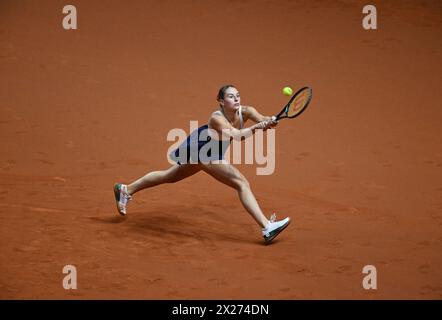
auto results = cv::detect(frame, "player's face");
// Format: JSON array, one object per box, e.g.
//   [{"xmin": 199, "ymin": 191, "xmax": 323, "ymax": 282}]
[{"xmin": 221, "ymin": 87, "xmax": 241, "ymax": 112}]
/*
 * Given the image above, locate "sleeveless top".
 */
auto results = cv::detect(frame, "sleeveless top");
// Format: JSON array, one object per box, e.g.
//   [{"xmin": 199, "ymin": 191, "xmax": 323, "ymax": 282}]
[{"xmin": 211, "ymin": 105, "xmax": 244, "ymax": 131}]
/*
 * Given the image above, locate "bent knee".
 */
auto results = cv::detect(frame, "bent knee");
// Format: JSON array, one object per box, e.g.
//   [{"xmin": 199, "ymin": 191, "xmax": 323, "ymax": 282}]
[{"xmin": 234, "ymin": 177, "xmax": 250, "ymax": 191}]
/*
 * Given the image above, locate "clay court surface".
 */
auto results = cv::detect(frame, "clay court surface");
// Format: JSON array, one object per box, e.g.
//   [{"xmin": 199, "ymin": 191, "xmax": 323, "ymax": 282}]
[{"xmin": 1, "ymin": 0, "xmax": 441, "ymax": 299}]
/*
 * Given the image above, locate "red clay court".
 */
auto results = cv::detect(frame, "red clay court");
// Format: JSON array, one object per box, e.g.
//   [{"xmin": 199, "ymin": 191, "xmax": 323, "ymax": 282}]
[{"xmin": 0, "ymin": 0, "xmax": 441, "ymax": 299}]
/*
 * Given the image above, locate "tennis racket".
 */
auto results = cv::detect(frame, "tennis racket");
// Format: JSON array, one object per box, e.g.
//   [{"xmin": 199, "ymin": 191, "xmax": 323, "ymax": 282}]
[{"xmin": 272, "ymin": 86, "xmax": 313, "ymax": 121}]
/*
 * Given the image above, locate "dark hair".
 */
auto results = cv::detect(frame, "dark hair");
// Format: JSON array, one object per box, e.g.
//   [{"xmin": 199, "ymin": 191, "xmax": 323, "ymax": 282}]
[{"xmin": 216, "ymin": 84, "xmax": 236, "ymax": 102}]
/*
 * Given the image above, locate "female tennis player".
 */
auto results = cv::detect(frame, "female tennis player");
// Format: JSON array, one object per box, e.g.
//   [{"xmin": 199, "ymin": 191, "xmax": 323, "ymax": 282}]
[{"xmin": 114, "ymin": 85, "xmax": 290, "ymax": 244}]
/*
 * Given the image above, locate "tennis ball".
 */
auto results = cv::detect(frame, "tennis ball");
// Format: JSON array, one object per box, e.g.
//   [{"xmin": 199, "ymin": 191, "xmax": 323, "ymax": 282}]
[{"xmin": 282, "ymin": 86, "xmax": 293, "ymax": 96}]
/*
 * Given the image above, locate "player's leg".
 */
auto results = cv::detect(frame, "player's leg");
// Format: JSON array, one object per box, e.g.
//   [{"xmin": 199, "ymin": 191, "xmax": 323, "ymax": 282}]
[
  {"xmin": 114, "ymin": 164, "xmax": 201, "ymax": 215},
  {"xmin": 200, "ymin": 162, "xmax": 269, "ymax": 228},
  {"xmin": 127, "ymin": 164, "xmax": 201, "ymax": 195},
  {"xmin": 200, "ymin": 162, "xmax": 290, "ymax": 243}
]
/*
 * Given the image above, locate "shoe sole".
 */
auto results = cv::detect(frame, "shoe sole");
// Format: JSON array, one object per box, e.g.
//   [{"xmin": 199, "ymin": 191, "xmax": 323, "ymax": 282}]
[
  {"xmin": 113, "ymin": 183, "xmax": 126, "ymax": 216},
  {"xmin": 264, "ymin": 219, "xmax": 291, "ymax": 244}
]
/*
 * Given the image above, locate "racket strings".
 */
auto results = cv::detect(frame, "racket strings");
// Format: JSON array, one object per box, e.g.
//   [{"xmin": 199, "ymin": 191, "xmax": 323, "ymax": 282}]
[{"xmin": 287, "ymin": 89, "xmax": 311, "ymax": 117}]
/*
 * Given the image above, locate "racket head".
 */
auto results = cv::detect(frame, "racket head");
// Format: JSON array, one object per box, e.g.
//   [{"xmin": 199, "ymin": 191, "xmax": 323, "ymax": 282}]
[{"xmin": 276, "ymin": 86, "xmax": 313, "ymax": 120}]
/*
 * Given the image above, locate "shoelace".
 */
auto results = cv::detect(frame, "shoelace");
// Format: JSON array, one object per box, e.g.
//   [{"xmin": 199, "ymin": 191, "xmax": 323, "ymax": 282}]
[{"xmin": 122, "ymin": 186, "xmax": 132, "ymax": 201}]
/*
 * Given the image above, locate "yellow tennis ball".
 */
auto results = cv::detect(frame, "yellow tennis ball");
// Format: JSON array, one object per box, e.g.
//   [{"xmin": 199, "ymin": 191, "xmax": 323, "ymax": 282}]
[{"xmin": 282, "ymin": 86, "xmax": 293, "ymax": 96}]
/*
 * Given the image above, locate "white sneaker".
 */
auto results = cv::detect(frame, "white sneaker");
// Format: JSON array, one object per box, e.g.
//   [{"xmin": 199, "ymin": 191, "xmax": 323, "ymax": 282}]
[
  {"xmin": 113, "ymin": 183, "xmax": 132, "ymax": 216},
  {"xmin": 262, "ymin": 213, "xmax": 290, "ymax": 244}
]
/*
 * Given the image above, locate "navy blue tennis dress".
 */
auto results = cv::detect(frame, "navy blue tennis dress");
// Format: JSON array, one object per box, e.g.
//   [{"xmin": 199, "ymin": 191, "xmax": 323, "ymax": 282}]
[{"xmin": 170, "ymin": 106, "xmax": 244, "ymax": 165}]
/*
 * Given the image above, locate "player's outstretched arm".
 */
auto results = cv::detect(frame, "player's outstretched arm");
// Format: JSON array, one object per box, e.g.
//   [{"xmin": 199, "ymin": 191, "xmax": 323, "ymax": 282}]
[
  {"xmin": 209, "ymin": 114, "xmax": 272, "ymax": 140},
  {"xmin": 243, "ymin": 105, "xmax": 278, "ymax": 129}
]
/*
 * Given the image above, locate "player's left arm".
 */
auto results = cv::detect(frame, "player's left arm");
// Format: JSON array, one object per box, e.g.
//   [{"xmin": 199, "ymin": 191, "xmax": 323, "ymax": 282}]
[{"xmin": 243, "ymin": 105, "xmax": 275, "ymax": 124}]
